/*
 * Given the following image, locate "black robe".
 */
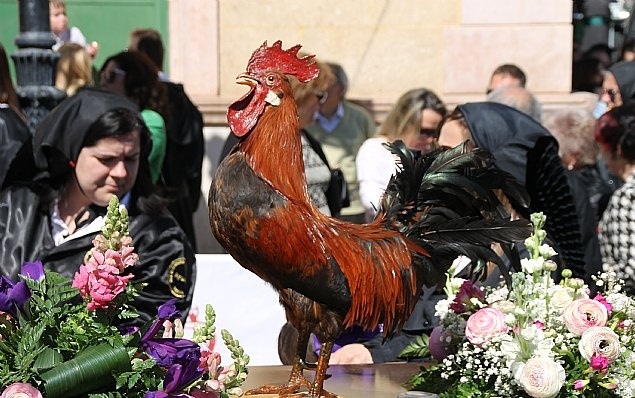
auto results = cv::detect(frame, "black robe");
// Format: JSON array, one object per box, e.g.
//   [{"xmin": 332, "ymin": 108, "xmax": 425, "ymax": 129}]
[
  {"xmin": 0, "ymin": 185, "xmax": 196, "ymax": 324},
  {"xmin": 0, "ymin": 106, "xmax": 33, "ymax": 189}
]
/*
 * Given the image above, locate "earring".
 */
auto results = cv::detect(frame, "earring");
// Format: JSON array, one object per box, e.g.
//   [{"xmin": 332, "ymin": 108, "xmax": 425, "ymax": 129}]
[{"xmin": 567, "ymin": 163, "xmax": 574, "ymax": 171}]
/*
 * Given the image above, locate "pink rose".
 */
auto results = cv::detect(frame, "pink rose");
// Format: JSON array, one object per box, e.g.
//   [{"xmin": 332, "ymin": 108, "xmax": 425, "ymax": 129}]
[
  {"xmin": 578, "ymin": 326, "xmax": 621, "ymax": 363},
  {"xmin": 1, "ymin": 382, "xmax": 43, "ymax": 398},
  {"xmin": 465, "ymin": 307, "xmax": 509, "ymax": 345},
  {"xmin": 563, "ymin": 299, "xmax": 608, "ymax": 336}
]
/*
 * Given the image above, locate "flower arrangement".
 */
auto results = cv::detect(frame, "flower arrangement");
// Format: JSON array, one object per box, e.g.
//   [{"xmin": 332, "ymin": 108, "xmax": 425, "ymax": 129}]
[
  {"xmin": 404, "ymin": 213, "xmax": 635, "ymax": 398},
  {"xmin": 0, "ymin": 196, "xmax": 249, "ymax": 398}
]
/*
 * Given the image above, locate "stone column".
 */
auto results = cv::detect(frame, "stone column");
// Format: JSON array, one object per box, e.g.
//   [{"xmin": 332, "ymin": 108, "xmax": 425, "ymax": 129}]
[{"xmin": 12, "ymin": 0, "xmax": 65, "ymax": 133}]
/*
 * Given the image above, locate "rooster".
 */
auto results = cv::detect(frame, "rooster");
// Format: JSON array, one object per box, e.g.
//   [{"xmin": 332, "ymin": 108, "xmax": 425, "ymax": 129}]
[{"xmin": 209, "ymin": 41, "xmax": 531, "ymax": 398}]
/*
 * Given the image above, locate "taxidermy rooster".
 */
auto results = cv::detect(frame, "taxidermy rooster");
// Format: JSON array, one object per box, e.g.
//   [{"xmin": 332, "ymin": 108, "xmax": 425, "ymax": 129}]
[{"xmin": 209, "ymin": 41, "xmax": 531, "ymax": 398}]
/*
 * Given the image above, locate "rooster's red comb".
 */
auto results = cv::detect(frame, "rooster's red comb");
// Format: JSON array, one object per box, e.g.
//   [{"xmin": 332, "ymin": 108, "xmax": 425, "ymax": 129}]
[{"xmin": 246, "ymin": 40, "xmax": 319, "ymax": 83}]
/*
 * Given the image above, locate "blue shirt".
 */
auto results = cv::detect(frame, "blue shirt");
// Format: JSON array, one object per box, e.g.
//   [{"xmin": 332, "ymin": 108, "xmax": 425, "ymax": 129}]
[{"xmin": 315, "ymin": 102, "xmax": 344, "ymax": 133}]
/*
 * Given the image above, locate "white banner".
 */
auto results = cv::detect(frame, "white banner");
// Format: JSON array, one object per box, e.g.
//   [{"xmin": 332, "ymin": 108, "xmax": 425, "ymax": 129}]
[{"xmin": 185, "ymin": 254, "xmax": 287, "ymax": 366}]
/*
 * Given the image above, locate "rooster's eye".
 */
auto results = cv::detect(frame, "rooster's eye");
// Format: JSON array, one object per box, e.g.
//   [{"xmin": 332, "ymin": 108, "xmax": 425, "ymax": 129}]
[{"xmin": 266, "ymin": 75, "xmax": 275, "ymax": 86}]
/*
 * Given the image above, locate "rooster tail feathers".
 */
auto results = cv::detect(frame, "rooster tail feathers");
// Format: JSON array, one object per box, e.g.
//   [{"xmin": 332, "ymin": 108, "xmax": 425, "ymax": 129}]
[{"xmin": 379, "ymin": 141, "xmax": 532, "ymax": 285}]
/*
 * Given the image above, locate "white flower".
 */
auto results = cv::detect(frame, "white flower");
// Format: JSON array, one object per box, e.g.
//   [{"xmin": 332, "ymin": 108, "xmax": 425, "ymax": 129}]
[
  {"xmin": 550, "ymin": 286, "xmax": 588, "ymax": 311},
  {"xmin": 490, "ymin": 300, "xmax": 516, "ymax": 314},
  {"xmin": 515, "ymin": 357, "xmax": 565, "ymax": 398},
  {"xmin": 538, "ymin": 244, "xmax": 556, "ymax": 259},
  {"xmin": 578, "ymin": 326, "xmax": 621, "ymax": 363},
  {"xmin": 521, "ymin": 258, "xmax": 544, "ymax": 274}
]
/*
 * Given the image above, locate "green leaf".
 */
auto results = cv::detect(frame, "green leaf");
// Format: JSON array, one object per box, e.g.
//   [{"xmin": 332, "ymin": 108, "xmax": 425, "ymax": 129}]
[
  {"xmin": 399, "ymin": 334, "xmax": 430, "ymax": 359},
  {"xmin": 41, "ymin": 343, "xmax": 131, "ymax": 398},
  {"xmin": 33, "ymin": 347, "xmax": 63, "ymax": 371}
]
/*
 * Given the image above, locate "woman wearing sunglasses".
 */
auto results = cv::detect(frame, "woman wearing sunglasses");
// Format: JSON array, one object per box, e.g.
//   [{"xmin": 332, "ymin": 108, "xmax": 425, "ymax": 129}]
[
  {"xmin": 355, "ymin": 88, "xmax": 446, "ymax": 223},
  {"xmin": 594, "ymin": 60, "xmax": 635, "ymax": 118}
]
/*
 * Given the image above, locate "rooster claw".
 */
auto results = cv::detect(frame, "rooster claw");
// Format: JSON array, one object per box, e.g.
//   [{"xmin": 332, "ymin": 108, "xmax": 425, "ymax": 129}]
[{"xmin": 244, "ymin": 379, "xmax": 310, "ymax": 396}]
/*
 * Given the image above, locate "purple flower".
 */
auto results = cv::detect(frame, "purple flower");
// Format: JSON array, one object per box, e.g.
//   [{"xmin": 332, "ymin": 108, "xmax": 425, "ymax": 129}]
[
  {"xmin": 143, "ymin": 338, "xmax": 200, "ymax": 367},
  {"xmin": 0, "ymin": 276, "xmax": 31, "ymax": 318},
  {"xmin": 144, "ymin": 343, "xmax": 204, "ymax": 398},
  {"xmin": 20, "ymin": 261, "xmax": 45, "ymax": 282},
  {"xmin": 142, "ymin": 299, "xmax": 182, "ymax": 343},
  {"xmin": 159, "ymin": 299, "xmax": 181, "ymax": 320}
]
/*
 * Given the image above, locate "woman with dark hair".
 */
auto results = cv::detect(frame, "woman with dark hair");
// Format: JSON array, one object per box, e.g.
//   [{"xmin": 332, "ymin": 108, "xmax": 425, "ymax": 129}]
[
  {"xmin": 100, "ymin": 50, "xmax": 168, "ymax": 183},
  {"xmin": 438, "ymin": 102, "xmax": 587, "ymax": 279},
  {"xmin": 0, "ymin": 42, "xmax": 31, "ymax": 188},
  {"xmin": 0, "ymin": 88, "xmax": 196, "ymax": 324},
  {"xmin": 356, "ymin": 88, "xmax": 446, "ymax": 222},
  {"xmin": 595, "ymin": 102, "xmax": 635, "ymax": 294}
]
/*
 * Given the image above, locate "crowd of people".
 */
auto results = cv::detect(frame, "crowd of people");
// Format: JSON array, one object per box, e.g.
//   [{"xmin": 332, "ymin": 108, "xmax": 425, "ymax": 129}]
[{"xmin": 2, "ymin": 0, "xmax": 635, "ymax": 367}]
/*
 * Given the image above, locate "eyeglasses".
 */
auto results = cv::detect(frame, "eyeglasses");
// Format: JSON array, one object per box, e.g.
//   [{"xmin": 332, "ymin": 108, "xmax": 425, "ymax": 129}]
[
  {"xmin": 101, "ymin": 67, "xmax": 126, "ymax": 84},
  {"xmin": 314, "ymin": 91, "xmax": 328, "ymax": 105},
  {"xmin": 602, "ymin": 87, "xmax": 618, "ymax": 102},
  {"xmin": 420, "ymin": 128, "xmax": 439, "ymax": 138}
]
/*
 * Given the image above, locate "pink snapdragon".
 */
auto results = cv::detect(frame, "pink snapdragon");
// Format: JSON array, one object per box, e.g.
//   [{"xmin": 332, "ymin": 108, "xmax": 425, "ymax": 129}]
[
  {"xmin": 72, "ymin": 235, "xmax": 137, "ymax": 311},
  {"xmin": 198, "ymin": 339, "xmax": 236, "ymax": 394}
]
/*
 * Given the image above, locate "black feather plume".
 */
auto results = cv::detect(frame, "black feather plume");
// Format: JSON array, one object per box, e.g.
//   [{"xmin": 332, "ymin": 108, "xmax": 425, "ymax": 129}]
[{"xmin": 378, "ymin": 141, "xmax": 532, "ymax": 286}]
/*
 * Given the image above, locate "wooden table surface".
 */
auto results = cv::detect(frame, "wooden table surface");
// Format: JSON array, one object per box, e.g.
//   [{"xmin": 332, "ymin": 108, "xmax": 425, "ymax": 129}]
[{"xmin": 240, "ymin": 362, "xmax": 429, "ymax": 398}]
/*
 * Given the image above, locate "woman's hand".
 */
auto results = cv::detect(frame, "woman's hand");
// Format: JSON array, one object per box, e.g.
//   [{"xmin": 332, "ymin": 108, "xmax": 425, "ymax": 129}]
[{"xmin": 328, "ymin": 343, "xmax": 373, "ymax": 364}]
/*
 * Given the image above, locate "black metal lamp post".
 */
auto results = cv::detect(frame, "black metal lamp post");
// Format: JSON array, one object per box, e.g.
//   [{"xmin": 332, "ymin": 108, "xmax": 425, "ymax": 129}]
[{"xmin": 12, "ymin": 0, "xmax": 66, "ymax": 133}]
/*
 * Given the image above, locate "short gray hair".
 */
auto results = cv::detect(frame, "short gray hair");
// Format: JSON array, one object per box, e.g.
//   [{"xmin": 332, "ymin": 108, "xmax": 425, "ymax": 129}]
[{"xmin": 486, "ymin": 85, "xmax": 542, "ymax": 122}]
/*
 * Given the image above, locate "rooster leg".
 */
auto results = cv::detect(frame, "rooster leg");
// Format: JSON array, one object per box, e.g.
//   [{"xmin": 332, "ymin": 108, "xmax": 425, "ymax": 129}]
[
  {"xmin": 244, "ymin": 325, "xmax": 312, "ymax": 396},
  {"xmin": 307, "ymin": 340, "xmax": 338, "ymax": 398}
]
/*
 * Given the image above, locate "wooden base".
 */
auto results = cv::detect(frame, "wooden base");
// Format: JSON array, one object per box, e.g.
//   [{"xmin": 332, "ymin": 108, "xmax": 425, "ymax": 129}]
[{"xmin": 234, "ymin": 362, "xmax": 424, "ymax": 398}]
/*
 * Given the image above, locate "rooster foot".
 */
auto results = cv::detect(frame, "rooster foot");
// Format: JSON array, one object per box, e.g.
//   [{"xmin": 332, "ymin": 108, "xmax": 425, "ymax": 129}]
[
  {"xmin": 244, "ymin": 378, "xmax": 310, "ymax": 396},
  {"xmin": 278, "ymin": 390, "xmax": 338, "ymax": 398}
]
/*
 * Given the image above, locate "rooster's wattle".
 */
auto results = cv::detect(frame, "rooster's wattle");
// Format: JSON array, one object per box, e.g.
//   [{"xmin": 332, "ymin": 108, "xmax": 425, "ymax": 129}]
[{"xmin": 209, "ymin": 41, "xmax": 531, "ymax": 398}]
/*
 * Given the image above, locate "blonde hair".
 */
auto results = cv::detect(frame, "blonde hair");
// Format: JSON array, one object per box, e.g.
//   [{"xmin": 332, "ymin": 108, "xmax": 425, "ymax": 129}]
[
  {"xmin": 49, "ymin": 0, "xmax": 66, "ymax": 11},
  {"xmin": 378, "ymin": 88, "xmax": 447, "ymax": 140},
  {"xmin": 55, "ymin": 42, "xmax": 92, "ymax": 95},
  {"xmin": 289, "ymin": 57, "xmax": 335, "ymax": 105}
]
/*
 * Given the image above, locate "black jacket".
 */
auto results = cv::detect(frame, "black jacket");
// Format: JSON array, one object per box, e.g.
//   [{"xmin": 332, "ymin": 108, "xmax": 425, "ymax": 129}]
[{"xmin": 0, "ymin": 185, "xmax": 196, "ymax": 324}]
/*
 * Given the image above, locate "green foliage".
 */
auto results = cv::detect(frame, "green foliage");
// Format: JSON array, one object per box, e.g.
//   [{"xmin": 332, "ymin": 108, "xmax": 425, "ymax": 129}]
[{"xmin": 399, "ymin": 334, "xmax": 430, "ymax": 359}]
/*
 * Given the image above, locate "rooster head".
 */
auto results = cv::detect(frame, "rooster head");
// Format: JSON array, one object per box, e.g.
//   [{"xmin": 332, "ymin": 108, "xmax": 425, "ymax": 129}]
[{"xmin": 227, "ymin": 41, "xmax": 319, "ymax": 137}]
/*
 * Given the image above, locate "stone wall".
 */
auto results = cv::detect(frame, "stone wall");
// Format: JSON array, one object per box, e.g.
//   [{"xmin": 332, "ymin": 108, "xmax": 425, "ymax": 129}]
[{"xmin": 167, "ymin": 0, "xmax": 589, "ymax": 124}]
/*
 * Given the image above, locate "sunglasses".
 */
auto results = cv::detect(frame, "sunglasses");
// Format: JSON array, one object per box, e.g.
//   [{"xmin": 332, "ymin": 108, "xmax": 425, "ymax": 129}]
[
  {"xmin": 101, "ymin": 67, "xmax": 126, "ymax": 84},
  {"xmin": 420, "ymin": 128, "xmax": 439, "ymax": 138},
  {"xmin": 314, "ymin": 91, "xmax": 328, "ymax": 105},
  {"xmin": 602, "ymin": 87, "xmax": 617, "ymax": 102}
]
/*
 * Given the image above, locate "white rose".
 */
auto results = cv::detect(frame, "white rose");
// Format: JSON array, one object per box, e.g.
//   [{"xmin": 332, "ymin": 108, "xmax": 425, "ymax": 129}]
[
  {"xmin": 578, "ymin": 326, "xmax": 621, "ymax": 363},
  {"xmin": 516, "ymin": 357, "xmax": 565, "ymax": 398},
  {"xmin": 550, "ymin": 286, "xmax": 588, "ymax": 311}
]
